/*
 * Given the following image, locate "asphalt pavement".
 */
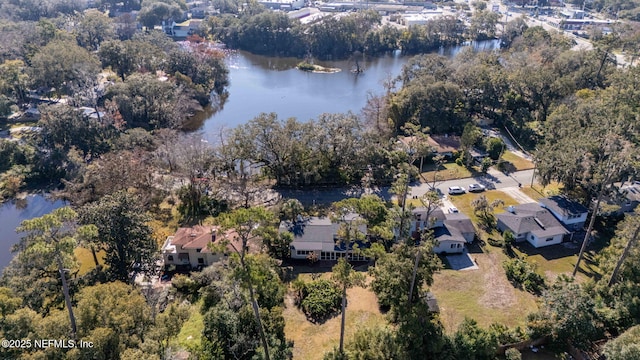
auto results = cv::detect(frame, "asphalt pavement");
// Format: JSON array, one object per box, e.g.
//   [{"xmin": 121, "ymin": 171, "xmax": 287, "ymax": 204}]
[{"xmin": 277, "ymin": 168, "xmax": 536, "ymax": 206}]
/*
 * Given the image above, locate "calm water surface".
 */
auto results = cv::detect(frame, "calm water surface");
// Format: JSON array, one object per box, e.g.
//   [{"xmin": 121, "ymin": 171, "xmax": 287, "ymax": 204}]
[
  {"xmin": 0, "ymin": 195, "xmax": 65, "ymax": 272},
  {"xmin": 198, "ymin": 39, "xmax": 501, "ymax": 134}
]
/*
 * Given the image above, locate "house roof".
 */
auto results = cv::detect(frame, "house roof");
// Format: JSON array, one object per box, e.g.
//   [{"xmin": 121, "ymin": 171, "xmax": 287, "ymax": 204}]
[
  {"xmin": 168, "ymin": 225, "xmax": 240, "ymax": 254},
  {"xmin": 428, "ymin": 135, "xmax": 460, "ymax": 154},
  {"xmin": 497, "ymin": 204, "xmax": 568, "ymax": 238},
  {"xmin": 539, "ymin": 196, "xmax": 588, "ymax": 217},
  {"xmin": 280, "ymin": 215, "xmax": 367, "ymax": 252},
  {"xmin": 621, "ymin": 184, "xmax": 640, "ymax": 202},
  {"xmin": 444, "ymin": 213, "xmax": 475, "ymax": 234},
  {"xmin": 413, "ymin": 207, "xmax": 446, "ymax": 224},
  {"xmin": 433, "ymin": 226, "xmax": 467, "ymax": 243}
]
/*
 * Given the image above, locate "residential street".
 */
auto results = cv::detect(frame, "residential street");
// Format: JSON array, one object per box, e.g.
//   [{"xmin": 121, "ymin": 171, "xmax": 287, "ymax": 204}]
[{"xmin": 278, "ymin": 168, "xmax": 536, "ymax": 206}]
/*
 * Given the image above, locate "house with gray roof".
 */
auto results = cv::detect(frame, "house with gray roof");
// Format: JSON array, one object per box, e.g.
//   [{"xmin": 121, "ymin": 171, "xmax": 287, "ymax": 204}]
[
  {"xmin": 539, "ymin": 196, "xmax": 588, "ymax": 231},
  {"xmin": 280, "ymin": 215, "xmax": 368, "ymax": 262},
  {"xmin": 497, "ymin": 203, "xmax": 569, "ymax": 248},
  {"xmin": 409, "ymin": 208, "xmax": 475, "ymax": 254}
]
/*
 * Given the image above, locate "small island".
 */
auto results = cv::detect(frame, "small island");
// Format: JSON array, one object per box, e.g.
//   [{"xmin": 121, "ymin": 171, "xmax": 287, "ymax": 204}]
[{"xmin": 296, "ymin": 61, "xmax": 341, "ymax": 73}]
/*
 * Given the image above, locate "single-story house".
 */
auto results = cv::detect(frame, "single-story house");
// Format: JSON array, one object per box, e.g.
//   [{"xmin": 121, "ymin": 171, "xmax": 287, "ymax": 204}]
[
  {"xmin": 539, "ymin": 196, "xmax": 588, "ymax": 231},
  {"xmin": 164, "ymin": 19, "xmax": 202, "ymax": 38},
  {"xmin": 280, "ymin": 215, "xmax": 368, "ymax": 261},
  {"xmin": 162, "ymin": 225, "xmax": 237, "ymax": 269},
  {"xmin": 497, "ymin": 204, "xmax": 569, "ymax": 248},
  {"xmin": 428, "ymin": 135, "xmax": 461, "ymax": 158}
]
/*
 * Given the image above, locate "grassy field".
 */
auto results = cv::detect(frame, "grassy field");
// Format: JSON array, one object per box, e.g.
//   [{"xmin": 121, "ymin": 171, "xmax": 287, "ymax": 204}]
[
  {"xmin": 74, "ymin": 247, "xmax": 105, "ymax": 275},
  {"xmin": 431, "ymin": 245, "xmax": 539, "ymax": 333},
  {"xmin": 520, "ymin": 183, "xmax": 563, "ymax": 201},
  {"xmin": 421, "ymin": 162, "xmax": 473, "ymax": 182},
  {"xmin": 284, "ymin": 273, "xmax": 387, "ymax": 360},
  {"xmin": 501, "ymin": 151, "xmax": 534, "ymax": 171}
]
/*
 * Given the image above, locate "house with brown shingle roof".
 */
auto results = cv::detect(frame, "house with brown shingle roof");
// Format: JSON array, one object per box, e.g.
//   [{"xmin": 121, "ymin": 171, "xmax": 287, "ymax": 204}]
[{"xmin": 161, "ymin": 225, "xmax": 238, "ymax": 269}]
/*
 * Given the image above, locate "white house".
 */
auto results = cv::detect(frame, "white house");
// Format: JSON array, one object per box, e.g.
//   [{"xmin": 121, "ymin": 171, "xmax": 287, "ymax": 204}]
[
  {"xmin": 410, "ymin": 208, "xmax": 476, "ymax": 254},
  {"xmin": 497, "ymin": 203, "xmax": 569, "ymax": 248},
  {"xmin": 280, "ymin": 215, "xmax": 368, "ymax": 262},
  {"xmin": 162, "ymin": 225, "xmax": 236, "ymax": 269},
  {"xmin": 539, "ymin": 196, "xmax": 588, "ymax": 231}
]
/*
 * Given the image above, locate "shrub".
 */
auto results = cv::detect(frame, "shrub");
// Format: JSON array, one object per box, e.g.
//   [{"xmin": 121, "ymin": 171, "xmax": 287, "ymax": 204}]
[
  {"xmin": 505, "ymin": 347, "xmax": 522, "ymax": 360},
  {"xmin": 487, "ymin": 237, "xmax": 503, "ymax": 247},
  {"xmin": 298, "ymin": 279, "xmax": 342, "ymax": 322},
  {"xmin": 502, "ymin": 258, "xmax": 546, "ymax": 294}
]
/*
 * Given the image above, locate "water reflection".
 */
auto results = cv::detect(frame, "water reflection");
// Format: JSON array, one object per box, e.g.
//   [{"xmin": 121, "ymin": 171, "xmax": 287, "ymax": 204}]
[{"xmin": 0, "ymin": 194, "xmax": 66, "ymax": 272}]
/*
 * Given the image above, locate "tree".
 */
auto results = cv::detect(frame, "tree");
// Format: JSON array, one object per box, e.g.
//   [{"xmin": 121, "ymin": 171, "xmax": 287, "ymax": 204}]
[
  {"xmin": 14, "ymin": 207, "xmax": 90, "ymax": 340},
  {"xmin": 74, "ymin": 9, "xmax": 116, "ymax": 51},
  {"xmin": 138, "ymin": 0, "xmax": 185, "ymax": 29},
  {"xmin": 485, "ymin": 137, "xmax": 505, "ymax": 161},
  {"xmin": 603, "ymin": 325, "xmax": 640, "ymax": 360},
  {"xmin": 607, "ymin": 213, "xmax": 640, "ymax": 287},
  {"xmin": 453, "ymin": 318, "xmax": 499, "ymax": 360},
  {"xmin": 471, "ymin": 195, "xmax": 504, "ymax": 229},
  {"xmin": 78, "ymin": 191, "xmax": 156, "ymax": 283},
  {"xmin": 29, "ymin": 39, "xmax": 100, "ymax": 96},
  {"xmin": 527, "ymin": 278, "xmax": 602, "ymax": 350},
  {"xmin": 332, "ymin": 258, "xmax": 365, "ymax": 355},
  {"xmin": 216, "ymin": 207, "xmax": 277, "ymax": 360}
]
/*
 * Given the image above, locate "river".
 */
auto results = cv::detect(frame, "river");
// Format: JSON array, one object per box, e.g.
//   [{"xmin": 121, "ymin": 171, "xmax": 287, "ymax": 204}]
[{"xmin": 0, "ymin": 195, "xmax": 66, "ymax": 272}]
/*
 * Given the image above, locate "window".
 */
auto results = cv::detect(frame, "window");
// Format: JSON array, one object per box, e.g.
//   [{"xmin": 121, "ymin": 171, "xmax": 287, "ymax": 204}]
[
  {"xmin": 450, "ymin": 244, "xmax": 456, "ymax": 248},
  {"xmin": 196, "ymin": 248, "xmax": 202, "ymax": 253},
  {"xmin": 546, "ymin": 237, "xmax": 555, "ymax": 242},
  {"xmin": 198, "ymin": 258, "xmax": 204, "ymax": 264},
  {"xmin": 167, "ymin": 255, "xmax": 174, "ymax": 261},
  {"xmin": 297, "ymin": 250, "xmax": 312, "ymax": 256}
]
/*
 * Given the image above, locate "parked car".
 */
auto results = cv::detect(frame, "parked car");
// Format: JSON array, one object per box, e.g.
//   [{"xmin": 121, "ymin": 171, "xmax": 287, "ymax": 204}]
[
  {"xmin": 448, "ymin": 207, "xmax": 459, "ymax": 213},
  {"xmin": 468, "ymin": 183, "xmax": 486, "ymax": 192},
  {"xmin": 448, "ymin": 186, "xmax": 466, "ymax": 195}
]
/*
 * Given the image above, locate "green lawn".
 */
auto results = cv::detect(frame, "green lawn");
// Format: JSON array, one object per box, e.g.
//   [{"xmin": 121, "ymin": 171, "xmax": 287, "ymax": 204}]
[
  {"xmin": 421, "ymin": 162, "xmax": 473, "ymax": 182},
  {"xmin": 448, "ymin": 190, "xmax": 520, "ymax": 224},
  {"xmin": 501, "ymin": 151, "xmax": 534, "ymax": 171},
  {"xmin": 520, "ymin": 183, "xmax": 563, "ymax": 201}
]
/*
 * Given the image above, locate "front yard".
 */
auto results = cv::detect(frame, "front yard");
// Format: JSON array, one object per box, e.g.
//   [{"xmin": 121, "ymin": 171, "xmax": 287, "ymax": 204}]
[
  {"xmin": 421, "ymin": 162, "xmax": 474, "ymax": 182},
  {"xmin": 501, "ymin": 151, "xmax": 535, "ymax": 171}
]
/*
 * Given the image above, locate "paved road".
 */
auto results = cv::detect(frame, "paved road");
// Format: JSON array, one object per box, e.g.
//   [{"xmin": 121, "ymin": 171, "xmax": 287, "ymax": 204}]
[{"xmin": 278, "ymin": 168, "xmax": 536, "ymax": 206}]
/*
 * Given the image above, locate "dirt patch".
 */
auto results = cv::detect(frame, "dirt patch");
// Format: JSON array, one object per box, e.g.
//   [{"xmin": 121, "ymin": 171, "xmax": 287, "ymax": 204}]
[{"xmin": 477, "ymin": 253, "xmax": 516, "ymax": 309}]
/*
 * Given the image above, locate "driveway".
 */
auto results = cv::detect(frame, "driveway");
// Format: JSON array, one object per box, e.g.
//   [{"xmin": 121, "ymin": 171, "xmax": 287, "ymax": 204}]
[
  {"xmin": 500, "ymin": 186, "xmax": 537, "ymax": 204},
  {"xmin": 446, "ymin": 250, "xmax": 479, "ymax": 271}
]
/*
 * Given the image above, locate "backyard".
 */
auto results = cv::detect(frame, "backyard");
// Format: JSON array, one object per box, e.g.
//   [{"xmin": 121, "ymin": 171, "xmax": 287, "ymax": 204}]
[{"xmin": 283, "ymin": 271, "xmax": 386, "ymax": 360}]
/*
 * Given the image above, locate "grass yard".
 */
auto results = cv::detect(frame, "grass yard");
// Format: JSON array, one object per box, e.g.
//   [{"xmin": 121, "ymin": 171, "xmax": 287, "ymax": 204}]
[
  {"xmin": 284, "ymin": 274, "xmax": 387, "ymax": 360},
  {"xmin": 520, "ymin": 183, "xmax": 563, "ymax": 201},
  {"xmin": 448, "ymin": 190, "xmax": 520, "ymax": 224},
  {"xmin": 501, "ymin": 151, "xmax": 534, "ymax": 171},
  {"xmin": 431, "ymin": 246, "xmax": 539, "ymax": 333},
  {"xmin": 74, "ymin": 247, "xmax": 105, "ymax": 275},
  {"xmin": 512, "ymin": 240, "xmax": 604, "ymax": 284},
  {"xmin": 421, "ymin": 162, "xmax": 473, "ymax": 182}
]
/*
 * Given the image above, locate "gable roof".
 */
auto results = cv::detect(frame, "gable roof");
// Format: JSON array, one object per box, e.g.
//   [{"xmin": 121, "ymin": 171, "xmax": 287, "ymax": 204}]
[
  {"xmin": 280, "ymin": 215, "xmax": 367, "ymax": 252},
  {"xmin": 539, "ymin": 196, "xmax": 589, "ymax": 217},
  {"xmin": 169, "ymin": 225, "xmax": 240, "ymax": 254},
  {"xmin": 433, "ymin": 226, "xmax": 467, "ymax": 243},
  {"xmin": 444, "ymin": 213, "xmax": 475, "ymax": 234},
  {"xmin": 413, "ymin": 207, "xmax": 446, "ymax": 224},
  {"xmin": 497, "ymin": 204, "xmax": 568, "ymax": 238}
]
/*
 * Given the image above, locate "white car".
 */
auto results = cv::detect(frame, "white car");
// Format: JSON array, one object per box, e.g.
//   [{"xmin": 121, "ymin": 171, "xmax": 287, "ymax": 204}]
[
  {"xmin": 448, "ymin": 186, "xmax": 466, "ymax": 195},
  {"xmin": 448, "ymin": 207, "xmax": 459, "ymax": 214},
  {"xmin": 468, "ymin": 183, "xmax": 486, "ymax": 193}
]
